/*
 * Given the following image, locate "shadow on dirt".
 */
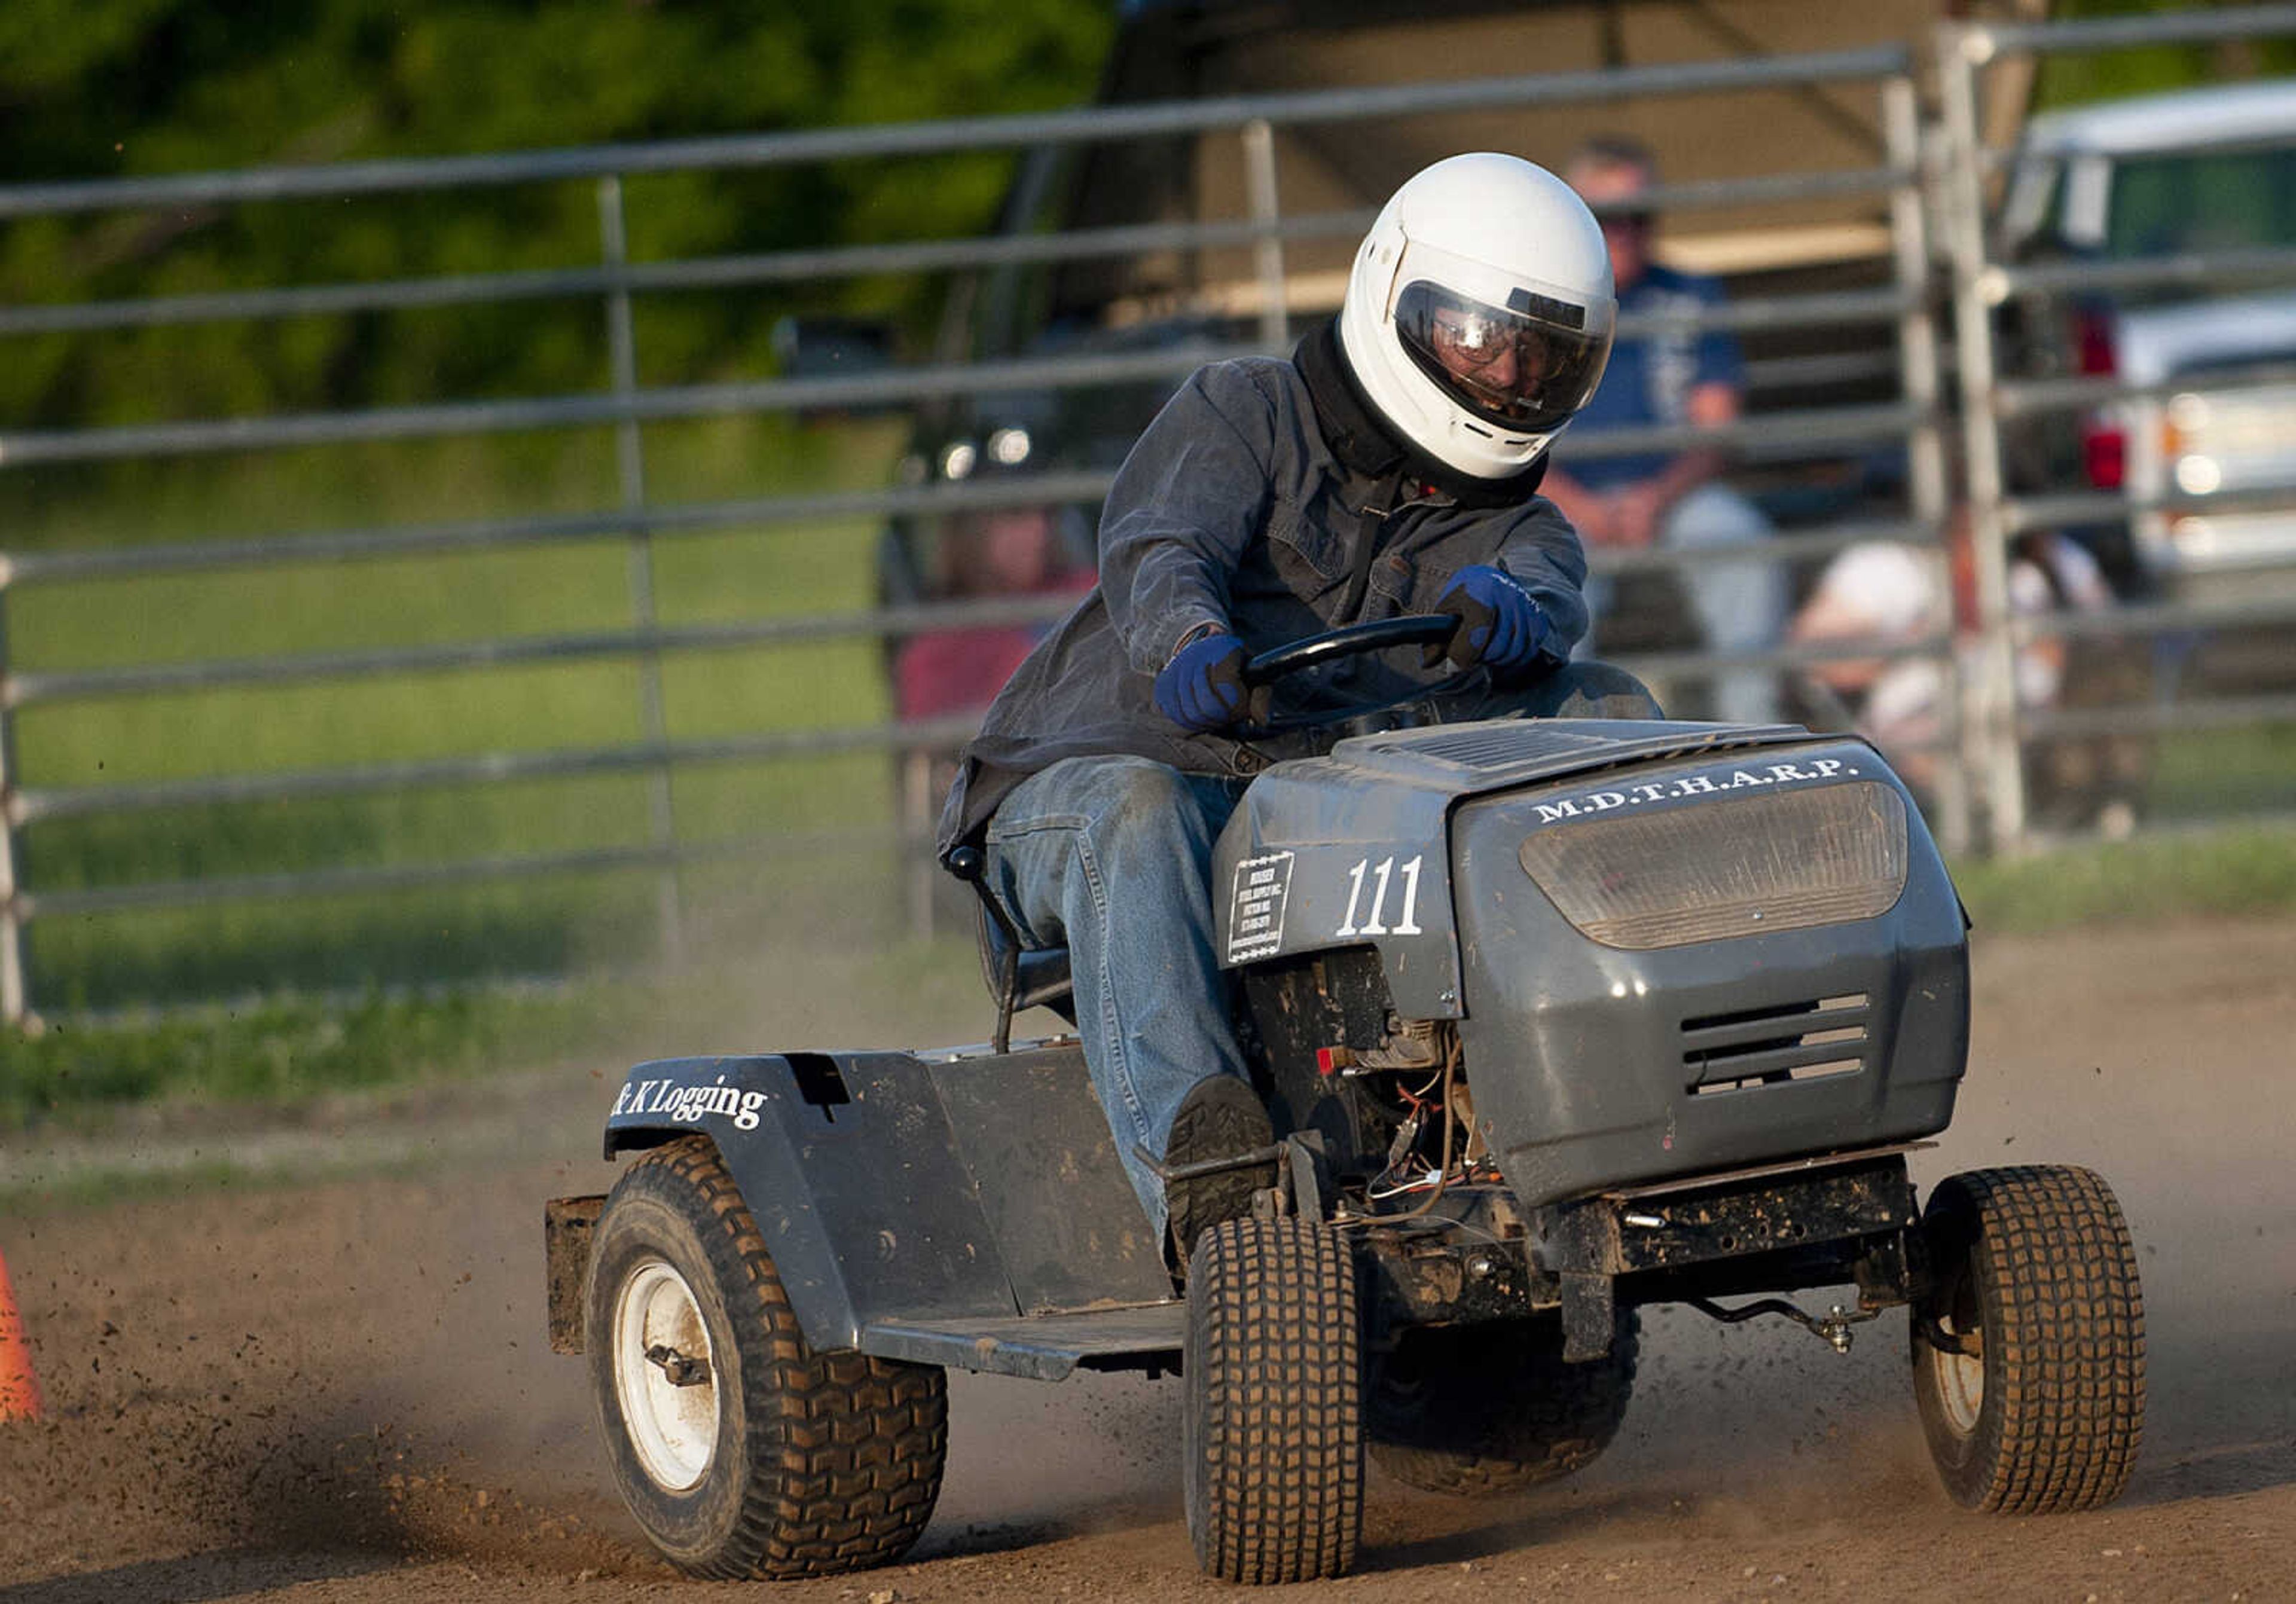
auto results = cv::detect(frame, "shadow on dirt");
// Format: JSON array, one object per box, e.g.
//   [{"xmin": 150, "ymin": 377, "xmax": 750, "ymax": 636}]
[
  {"xmin": 2133, "ymin": 1440, "xmax": 2296, "ymax": 1507},
  {"xmin": 0, "ymin": 1549, "xmax": 393, "ymax": 1604},
  {"xmin": 1353, "ymin": 1483, "xmax": 1686, "ymax": 1575},
  {"xmin": 914, "ymin": 1498, "xmax": 1175, "ymax": 1563},
  {"xmin": 2121, "ymin": 1328, "xmax": 2296, "ymax": 1507}
]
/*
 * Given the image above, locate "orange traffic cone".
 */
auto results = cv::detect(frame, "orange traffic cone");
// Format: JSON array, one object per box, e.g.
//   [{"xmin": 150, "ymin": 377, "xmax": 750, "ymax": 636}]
[{"xmin": 0, "ymin": 1243, "xmax": 41, "ymax": 1422}]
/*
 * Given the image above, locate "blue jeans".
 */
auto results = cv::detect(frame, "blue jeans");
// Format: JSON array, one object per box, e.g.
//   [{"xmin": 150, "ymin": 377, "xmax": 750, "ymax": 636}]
[
  {"xmin": 983, "ymin": 757, "xmax": 1250, "ymax": 1238},
  {"xmin": 979, "ymin": 661, "xmax": 1662, "ymax": 1237}
]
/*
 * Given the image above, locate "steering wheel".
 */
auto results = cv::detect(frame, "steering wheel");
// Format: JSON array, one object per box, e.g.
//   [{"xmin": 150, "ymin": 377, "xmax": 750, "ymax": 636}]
[{"xmin": 1232, "ymin": 613, "xmax": 1473, "ymax": 738}]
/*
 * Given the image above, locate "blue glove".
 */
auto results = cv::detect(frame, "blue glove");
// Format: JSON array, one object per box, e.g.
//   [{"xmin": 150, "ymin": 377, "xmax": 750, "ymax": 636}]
[
  {"xmin": 1430, "ymin": 564, "xmax": 1550, "ymax": 672},
  {"xmin": 1154, "ymin": 630, "xmax": 1250, "ymax": 732}
]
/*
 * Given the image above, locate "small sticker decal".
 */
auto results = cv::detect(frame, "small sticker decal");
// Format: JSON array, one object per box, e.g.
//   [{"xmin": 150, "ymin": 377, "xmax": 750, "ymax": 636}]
[{"xmin": 1227, "ymin": 851, "xmax": 1295, "ymax": 964}]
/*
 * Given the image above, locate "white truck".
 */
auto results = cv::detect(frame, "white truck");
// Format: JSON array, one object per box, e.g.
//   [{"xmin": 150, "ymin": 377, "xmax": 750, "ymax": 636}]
[{"xmin": 1998, "ymin": 78, "xmax": 2296, "ymax": 606}]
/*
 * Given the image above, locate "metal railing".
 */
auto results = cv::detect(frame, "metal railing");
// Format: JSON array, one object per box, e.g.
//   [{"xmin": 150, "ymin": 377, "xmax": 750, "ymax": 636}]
[
  {"xmin": 1935, "ymin": 3, "xmax": 2296, "ymax": 848},
  {"xmin": 8, "ymin": 13, "xmax": 2291, "ymax": 1022}
]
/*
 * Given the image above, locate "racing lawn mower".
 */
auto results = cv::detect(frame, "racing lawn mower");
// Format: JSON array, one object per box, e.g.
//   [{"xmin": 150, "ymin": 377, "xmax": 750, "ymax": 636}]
[{"xmin": 545, "ymin": 615, "xmax": 2145, "ymax": 1585}]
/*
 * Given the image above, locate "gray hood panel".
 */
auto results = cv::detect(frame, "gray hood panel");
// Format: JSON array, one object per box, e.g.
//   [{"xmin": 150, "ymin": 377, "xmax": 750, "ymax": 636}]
[
  {"xmin": 1213, "ymin": 718, "xmax": 1858, "ymax": 1019},
  {"xmin": 1319, "ymin": 719, "xmax": 1815, "ymax": 796}
]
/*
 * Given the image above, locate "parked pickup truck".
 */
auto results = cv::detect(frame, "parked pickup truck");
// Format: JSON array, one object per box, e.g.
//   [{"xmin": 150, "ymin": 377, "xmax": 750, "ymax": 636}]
[{"xmin": 1998, "ymin": 78, "xmax": 2296, "ymax": 606}]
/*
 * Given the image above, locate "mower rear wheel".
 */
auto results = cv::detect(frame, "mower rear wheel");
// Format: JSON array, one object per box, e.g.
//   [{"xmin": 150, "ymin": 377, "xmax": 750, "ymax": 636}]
[
  {"xmin": 1912, "ymin": 1165, "xmax": 2145, "ymax": 1513},
  {"xmin": 587, "ymin": 1136, "xmax": 947, "ymax": 1578},
  {"xmin": 1367, "ymin": 1310, "xmax": 1639, "ymax": 1495},
  {"xmin": 1183, "ymin": 1217, "xmax": 1363, "ymax": 1584}
]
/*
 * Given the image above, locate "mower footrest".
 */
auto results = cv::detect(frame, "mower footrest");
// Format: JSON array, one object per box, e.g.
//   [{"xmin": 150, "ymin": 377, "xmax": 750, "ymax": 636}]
[{"xmin": 861, "ymin": 1303, "xmax": 1185, "ymax": 1381}]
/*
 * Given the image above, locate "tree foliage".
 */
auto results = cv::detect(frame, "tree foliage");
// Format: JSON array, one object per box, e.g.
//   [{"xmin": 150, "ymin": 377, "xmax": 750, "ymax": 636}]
[
  {"xmin": 0, "ymin": 0, "xmax": 1116, "ymax": 427},
  {"xmin": 2034, "ymin": 0, "xmax": 2296, "ymax": 108}
]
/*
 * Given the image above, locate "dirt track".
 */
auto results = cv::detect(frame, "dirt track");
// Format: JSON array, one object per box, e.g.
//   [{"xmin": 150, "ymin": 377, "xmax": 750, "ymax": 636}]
[{"xmin": 2, "ymin": 918, "xmax": 2292, "ymax": 1603}]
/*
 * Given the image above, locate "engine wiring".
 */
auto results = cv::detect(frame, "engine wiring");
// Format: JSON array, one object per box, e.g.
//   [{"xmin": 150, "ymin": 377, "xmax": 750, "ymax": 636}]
[{"xmin": 1339, "ymin": 1034, "xmax": 1463, "ymax": 1226}]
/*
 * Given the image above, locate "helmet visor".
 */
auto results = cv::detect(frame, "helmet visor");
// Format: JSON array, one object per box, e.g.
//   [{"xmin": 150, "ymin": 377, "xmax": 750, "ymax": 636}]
[{"xmin": 1394, "ymin": 279, "xmax": 1611, "ymax": 435}]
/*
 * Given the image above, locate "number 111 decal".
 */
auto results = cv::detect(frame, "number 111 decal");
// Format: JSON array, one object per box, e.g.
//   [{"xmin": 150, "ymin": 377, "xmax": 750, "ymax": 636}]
[{"xmin": 1336, "ymin": 854, "xmax": 1425, "ymax": 937}]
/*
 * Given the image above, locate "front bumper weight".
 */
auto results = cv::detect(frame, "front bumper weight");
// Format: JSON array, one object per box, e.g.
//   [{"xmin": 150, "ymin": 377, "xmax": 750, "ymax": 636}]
[
  {"xmin": 1580, "ymin": 1153, "xmax": 1919, "ymax": 1278},
  {"xmin": 1534, "ymin": 1152, "xmax": 1923, "ymax": 1361}
]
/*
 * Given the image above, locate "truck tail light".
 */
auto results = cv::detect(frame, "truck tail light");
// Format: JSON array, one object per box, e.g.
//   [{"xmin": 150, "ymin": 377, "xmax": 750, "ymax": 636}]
[
  {"xmin": 2072, "ymin": 306, "xmax": 2118, "ymax": 377},
  {"xmin": 2072, "ymin": 305, "xmax": 2125, "ymax": 490}
]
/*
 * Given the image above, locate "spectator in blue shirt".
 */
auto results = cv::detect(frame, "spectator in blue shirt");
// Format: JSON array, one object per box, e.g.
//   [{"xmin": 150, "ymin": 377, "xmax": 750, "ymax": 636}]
[{"xmin": 1544, "ymin": 136, "xmax": 1788, "ymax": 726}]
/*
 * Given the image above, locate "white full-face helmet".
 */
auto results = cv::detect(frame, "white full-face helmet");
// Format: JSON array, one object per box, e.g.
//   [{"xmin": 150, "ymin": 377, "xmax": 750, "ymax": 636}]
[{"xmin": 1338, "ymin": 152, "xmax": 1616, "ymax": 481}]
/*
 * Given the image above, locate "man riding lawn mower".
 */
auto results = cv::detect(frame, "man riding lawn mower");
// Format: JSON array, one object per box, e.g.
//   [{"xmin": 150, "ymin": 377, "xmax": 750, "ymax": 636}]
[{"xmin": 546, "ymin": 155, "xmax": 2145, "ymax": 1585}]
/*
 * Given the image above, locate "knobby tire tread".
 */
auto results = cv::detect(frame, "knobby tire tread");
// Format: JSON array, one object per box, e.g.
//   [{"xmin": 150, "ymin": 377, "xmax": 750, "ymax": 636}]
[
  {"xmin": 609, "ymin": 1136, "xmax": 946, "ymax": 1578},
  {"xmin": 1188, "ymin": 1217, "xmax": 1363, "ymax": 1584},
  {"xmin": 1916, "ymin": 1164, "xmax": 2144, "ymax": 1515}
]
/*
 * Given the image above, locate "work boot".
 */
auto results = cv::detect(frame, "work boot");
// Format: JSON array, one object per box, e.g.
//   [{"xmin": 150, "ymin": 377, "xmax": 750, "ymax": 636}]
[{"xmin": 1161, "ymin": 1074, "xmax": 1277, "ymax": 1267}]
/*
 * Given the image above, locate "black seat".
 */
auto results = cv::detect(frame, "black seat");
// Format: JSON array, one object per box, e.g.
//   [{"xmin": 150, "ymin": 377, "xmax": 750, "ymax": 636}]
[
  {"xmin": 947, "ymin": 845, "xmax": 1077, "ymax": 1041},
  {"xmin": 975, "ymin": 901, "xmax": 1077, "ymax": 1019}
]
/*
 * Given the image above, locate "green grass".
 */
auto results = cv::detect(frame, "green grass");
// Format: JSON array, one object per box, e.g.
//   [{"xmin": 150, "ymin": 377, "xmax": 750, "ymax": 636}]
[
  {"xmin": 0, "ymin": 928, "xmax": 991, "ymax": 1138},
  {"xmin": 1952, "ymin": 822, "xmax": 2296, "ymax": 935},
  {"xmin": 28, "ymin": 875, "xmax": 652, "ymax": 1010},
  {"xmin": 22, "ymin": 769, "xmax": 909, "ymax": 1007},
  {"xmin": 1, "ymin": 413, "xmax": 917, "ymax": 1007},
  {"xmin": 2147, "ymin": 722, "xmax": 2296, "ymax": 821},
  {"xmin": 0, "ymin": 982, "xmax": 623, "ymax": 1130}
]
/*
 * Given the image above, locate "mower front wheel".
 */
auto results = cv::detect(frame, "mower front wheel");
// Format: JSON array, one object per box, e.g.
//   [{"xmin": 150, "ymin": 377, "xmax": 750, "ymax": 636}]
[
  {"xmin": 1911, "ymin": 1165, "xmax": 2145, "ymax": 1513},
  {"xmin": 1183, "ymin": 1217, "xmax": 1364, "ymax": 1584}
]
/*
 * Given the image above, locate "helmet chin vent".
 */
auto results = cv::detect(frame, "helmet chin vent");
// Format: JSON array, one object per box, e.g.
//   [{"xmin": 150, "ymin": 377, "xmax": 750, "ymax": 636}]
[{"xmin": 1461, "ymin": 420, "xmax": 1493, "ymax": 438}]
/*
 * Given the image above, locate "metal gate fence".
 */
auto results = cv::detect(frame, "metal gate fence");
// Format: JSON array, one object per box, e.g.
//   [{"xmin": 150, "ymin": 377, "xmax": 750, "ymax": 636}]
[
  {"xmin": 0, "ymin": 8, "xmax": 2288, "ymax": 1024},
  {"xmin": 1935, "ymin": 4, "xmax": 2296, "ymax": 847}
]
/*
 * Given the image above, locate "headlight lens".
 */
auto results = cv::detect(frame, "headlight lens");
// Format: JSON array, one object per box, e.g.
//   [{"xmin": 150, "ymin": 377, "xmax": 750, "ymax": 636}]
[{"xmin": 1518, "ymin": 781, "xmax": 1909, "ymax": 949}]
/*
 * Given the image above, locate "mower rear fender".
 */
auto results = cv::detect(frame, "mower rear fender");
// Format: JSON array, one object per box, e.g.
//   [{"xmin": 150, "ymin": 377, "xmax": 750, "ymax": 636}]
[{"xmin": 592, "ymin": 1046, "xmax": 1173, "ymax": 1355}]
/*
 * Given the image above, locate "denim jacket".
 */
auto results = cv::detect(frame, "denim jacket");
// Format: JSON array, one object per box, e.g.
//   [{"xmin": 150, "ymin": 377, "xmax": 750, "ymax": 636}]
[{"xmin": 935, "ymin": 323, "xmax": 1590, "ymax": 860}]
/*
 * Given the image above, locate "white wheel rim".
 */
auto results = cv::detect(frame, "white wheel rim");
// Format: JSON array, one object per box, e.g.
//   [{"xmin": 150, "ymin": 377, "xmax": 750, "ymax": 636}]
[
  {"xmin": 1929, "ymin": 1313, "xmax": 1984, "ymax": 1438},
  {"xmin": 613, "ymin": 1258, "xmax": 719, "ymax": 1491}
]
